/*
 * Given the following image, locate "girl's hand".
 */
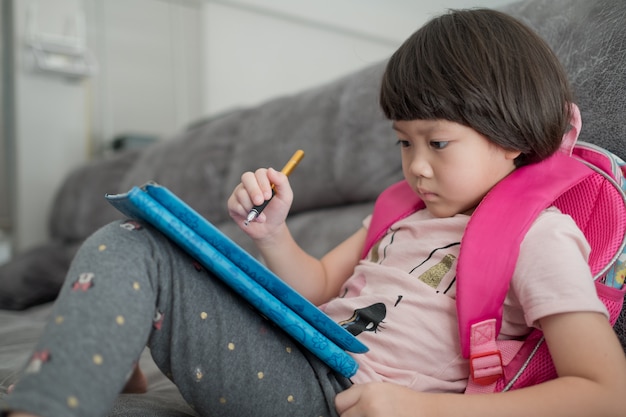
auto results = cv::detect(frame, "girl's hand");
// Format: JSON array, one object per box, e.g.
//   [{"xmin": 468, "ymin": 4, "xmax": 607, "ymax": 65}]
[
  {"xmin": 335, "ymin": 382, "xmax": 427, "ymax": 417},
  {"xmin": 227, "ymin": 167, "xmax": 293, "ymax": 240}
]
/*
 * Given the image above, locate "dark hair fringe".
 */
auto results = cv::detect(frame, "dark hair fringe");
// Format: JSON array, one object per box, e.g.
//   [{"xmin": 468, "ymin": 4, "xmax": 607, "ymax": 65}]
[{"xmin": 380, "ymin": 9, "xmax": 573, "ymax": 166}]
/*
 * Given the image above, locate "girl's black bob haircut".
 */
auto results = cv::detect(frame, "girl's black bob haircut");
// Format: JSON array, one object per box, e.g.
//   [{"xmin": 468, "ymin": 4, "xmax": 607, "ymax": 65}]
[{"xmin": 380, "ymin": 9, "xmax": 573, "ymax": 166}]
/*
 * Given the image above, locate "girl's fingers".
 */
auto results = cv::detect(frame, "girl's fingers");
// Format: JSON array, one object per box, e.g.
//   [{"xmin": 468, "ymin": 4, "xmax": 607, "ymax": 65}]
[{"xmin": 239, "ymin": 169, "xmax": 272, "ymax": 205}]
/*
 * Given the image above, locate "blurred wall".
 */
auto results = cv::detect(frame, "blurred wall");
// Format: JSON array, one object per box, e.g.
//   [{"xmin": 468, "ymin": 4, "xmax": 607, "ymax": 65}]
[
  {"xmin": 202, "ymin": 0, "xmax": 515, "ymax": 115},
  {"xmin": 4, "ymin": 0, "xmax": 203, "ymax": 253},
  {"xmin": 7, "ymin": 0, "xmax": 89, "ymax": 254}
]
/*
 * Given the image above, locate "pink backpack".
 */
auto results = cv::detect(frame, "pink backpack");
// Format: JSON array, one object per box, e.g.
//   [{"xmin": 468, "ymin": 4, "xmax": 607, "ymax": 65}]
[{"xmin": 362, "ymin": 131, "xmax": 626, "ymax": 392}]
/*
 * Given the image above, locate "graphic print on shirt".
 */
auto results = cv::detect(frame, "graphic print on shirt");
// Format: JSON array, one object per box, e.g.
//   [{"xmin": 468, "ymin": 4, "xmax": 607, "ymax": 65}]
[
  {"xmin": 416, "ymin": 252, "xmax": 457, "ymax": 289},
  {"xmin": 369, "ymin": 228, "xmax": 399, "ymax": 264},
  {"xmin": 370, "ymin": 225, "xmax": 460, "ymax": 293},
  {"xmin": 339, "ymin": 303, "xmax": 386, "ymax": 336},
  {"xmin": 334, "ymin": 218, "xmax": 463, "ymax": 345}
]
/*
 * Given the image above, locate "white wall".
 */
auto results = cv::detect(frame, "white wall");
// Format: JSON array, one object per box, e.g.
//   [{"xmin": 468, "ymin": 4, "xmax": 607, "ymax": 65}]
[
  {"xmin": 10, "ymin": 0, "xmax": 89, "ymax": 253},
  {"xmin": 87, "ymin": 0, "xmax": 204, "ymax": 147},
  {"xmin": 7, "ymin": 0, "xmax": 204, "ymax": 253},
  {"xmin": 202, "ymin": 0, "xmax": 515, "ymax": 115}
]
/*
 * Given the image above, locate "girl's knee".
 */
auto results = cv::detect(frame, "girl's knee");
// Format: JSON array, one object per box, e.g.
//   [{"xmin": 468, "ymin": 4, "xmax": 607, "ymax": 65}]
[{"xmin": 86, "ymin": 219, "xmax": 159, "ymax": 250}]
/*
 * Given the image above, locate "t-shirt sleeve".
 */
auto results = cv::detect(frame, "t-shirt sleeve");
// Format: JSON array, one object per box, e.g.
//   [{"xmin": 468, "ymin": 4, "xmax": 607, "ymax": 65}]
[
  {"xmin": 363, "ymin": 214, "xmax": 373, "ymax": 230},
  {"xmin": 511, "ymin": 207, "xmax": 608, "ymax": 328}
]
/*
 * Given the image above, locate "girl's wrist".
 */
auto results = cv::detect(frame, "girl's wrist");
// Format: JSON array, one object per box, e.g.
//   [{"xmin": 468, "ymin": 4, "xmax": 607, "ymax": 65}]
[{"xmin": 254, "ymin": 222, "xmax": 291, "ymax": 252}]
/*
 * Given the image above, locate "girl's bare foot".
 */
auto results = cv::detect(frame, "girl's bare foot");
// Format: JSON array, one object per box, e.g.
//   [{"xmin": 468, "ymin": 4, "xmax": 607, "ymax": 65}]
[{"xmin": 122, "ymin": 364, "xmax": 148, "ymax": 394}]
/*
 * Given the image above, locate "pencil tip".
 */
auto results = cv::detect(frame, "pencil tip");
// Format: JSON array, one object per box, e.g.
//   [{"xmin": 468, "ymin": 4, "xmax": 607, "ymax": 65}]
[{"xmin": 245, "ymin": 210, "xmax": 258, "ymax": 225}]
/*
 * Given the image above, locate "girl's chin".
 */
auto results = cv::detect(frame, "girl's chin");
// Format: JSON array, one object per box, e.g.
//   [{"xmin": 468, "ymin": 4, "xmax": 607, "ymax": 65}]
[{"xmin": 424, "ymin": 202, "xmax": 473, "ymax": 218}]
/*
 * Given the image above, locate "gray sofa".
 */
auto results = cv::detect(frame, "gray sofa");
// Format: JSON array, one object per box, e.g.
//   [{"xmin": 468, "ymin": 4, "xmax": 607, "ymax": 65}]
[{"xmin": 1, "ymin": 0, "xmax": 625, "ymax": 415}]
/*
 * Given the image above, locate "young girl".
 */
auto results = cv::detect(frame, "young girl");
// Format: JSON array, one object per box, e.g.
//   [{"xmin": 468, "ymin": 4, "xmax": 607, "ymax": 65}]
[{"xmin": 5, "ymin": 8, "xmax": 626, "ymax": 417}]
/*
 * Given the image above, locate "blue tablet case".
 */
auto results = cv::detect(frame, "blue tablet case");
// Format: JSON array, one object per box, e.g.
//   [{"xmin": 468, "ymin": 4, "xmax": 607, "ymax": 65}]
[{"xmin": 106, "ymin": 182, "xmax": 367, "ymax": 378}]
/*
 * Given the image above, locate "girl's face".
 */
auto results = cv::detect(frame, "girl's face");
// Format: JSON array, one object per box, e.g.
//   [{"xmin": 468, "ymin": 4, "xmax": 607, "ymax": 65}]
[{"xmin": 393, "ymin": 119, "xmax": 521, "ymax": 218}]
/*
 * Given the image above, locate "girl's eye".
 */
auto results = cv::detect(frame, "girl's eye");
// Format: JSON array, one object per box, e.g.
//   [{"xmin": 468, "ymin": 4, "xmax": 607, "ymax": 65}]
[
  {"xmin": 430, "ymin": 141, "xmax": 449, "ymax": 150},
  {"xmin": 396, "ymin": 139, "xmax": 410, "ymax": 148}
]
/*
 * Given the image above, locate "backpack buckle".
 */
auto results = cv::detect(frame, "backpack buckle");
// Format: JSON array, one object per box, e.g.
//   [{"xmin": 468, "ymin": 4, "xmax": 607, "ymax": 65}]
[{"xmin": 469, "ymin": 350, "xmax": 503, "ymax": 386}]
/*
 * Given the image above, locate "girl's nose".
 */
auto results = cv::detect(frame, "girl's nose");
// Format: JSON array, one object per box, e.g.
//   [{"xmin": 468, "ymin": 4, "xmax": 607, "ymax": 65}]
[{"xmin": 410, "ymin": 155, "xmax": 433, "ymax": 178}]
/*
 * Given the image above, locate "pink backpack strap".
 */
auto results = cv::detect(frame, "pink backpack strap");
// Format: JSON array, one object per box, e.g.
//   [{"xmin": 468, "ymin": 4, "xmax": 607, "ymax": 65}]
[
  {"xmin": 361, "ymin": 180, "xmax": 424, "ymax": 259},
  {"xmin": 458, "ymin": 152, "xmax": 594, "ymax": 386}
]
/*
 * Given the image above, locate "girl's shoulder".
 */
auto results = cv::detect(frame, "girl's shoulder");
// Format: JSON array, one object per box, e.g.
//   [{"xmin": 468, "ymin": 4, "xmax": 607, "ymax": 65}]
[{"xmin": 525, "ymin": 206, "xmax": 589, "ymax": 249}]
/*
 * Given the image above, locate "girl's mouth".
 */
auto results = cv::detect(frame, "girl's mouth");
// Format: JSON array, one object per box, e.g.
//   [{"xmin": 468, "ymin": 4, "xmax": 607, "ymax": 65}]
[{"xmin": 417, "ymin": 188, "xmax": 438, "ymax": 201}]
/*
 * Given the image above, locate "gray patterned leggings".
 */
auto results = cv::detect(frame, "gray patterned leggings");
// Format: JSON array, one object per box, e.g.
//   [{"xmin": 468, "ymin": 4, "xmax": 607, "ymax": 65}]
[{"xmin": 5, "ymin": 220, "xmax": 350, "ymax": 417}]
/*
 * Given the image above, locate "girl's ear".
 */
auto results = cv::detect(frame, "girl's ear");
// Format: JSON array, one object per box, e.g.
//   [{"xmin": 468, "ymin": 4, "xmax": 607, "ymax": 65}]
[
  {"xmin": 505, "ymin": 149, "xmax": 522, "ymax": 161},
  {"xmin": 559, "ymin": 103, "xmax": 581, "ymax": 156}
]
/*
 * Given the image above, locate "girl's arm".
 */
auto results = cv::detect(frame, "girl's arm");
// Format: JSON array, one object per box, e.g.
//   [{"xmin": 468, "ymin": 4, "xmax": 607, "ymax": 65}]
[
  {"xmin": 255, "ymin": 224, "xmax": 365, "ymax": 305},
  {"xmin": 336, "ymin": 310, "xmax": 626, "ymax": 417},
  {"xmin": 228, "ymin": 167, "xmax": 365, "ymax": 305}
]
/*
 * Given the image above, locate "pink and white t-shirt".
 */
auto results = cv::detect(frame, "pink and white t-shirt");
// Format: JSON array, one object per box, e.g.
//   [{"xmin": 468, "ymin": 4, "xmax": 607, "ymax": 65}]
[{"xmin": 320, "ymin": 207, "xmax": 607, "ymax": 393}]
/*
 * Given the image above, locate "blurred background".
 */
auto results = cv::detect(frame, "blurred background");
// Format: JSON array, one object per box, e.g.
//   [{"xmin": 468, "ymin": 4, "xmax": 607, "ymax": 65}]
[{"xmin": 0, "ymin": 0, "xmax": 513, "ymax": 260}]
